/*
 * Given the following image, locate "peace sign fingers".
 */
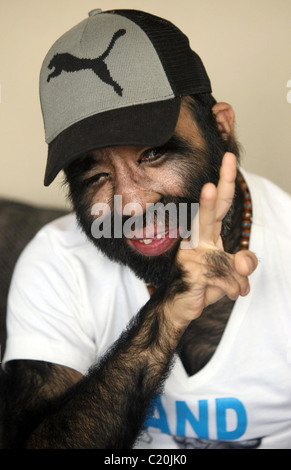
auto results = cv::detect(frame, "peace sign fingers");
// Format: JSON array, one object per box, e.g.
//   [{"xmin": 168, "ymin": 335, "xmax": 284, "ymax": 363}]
[{"xmin": 198, "ymin": 152, "xmax": 237, "ymax": 246}]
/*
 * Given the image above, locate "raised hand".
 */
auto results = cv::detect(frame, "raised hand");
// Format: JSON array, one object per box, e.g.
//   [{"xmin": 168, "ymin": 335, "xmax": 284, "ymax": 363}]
[{"xmin": 164, "ymin": 152, "xmax": 258, "ymax": 330}]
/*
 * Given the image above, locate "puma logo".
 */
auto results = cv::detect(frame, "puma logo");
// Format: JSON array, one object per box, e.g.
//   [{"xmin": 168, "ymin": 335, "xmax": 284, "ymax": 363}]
[{"xmin": 47, "ymin": 29, "xmax": 126, "ymax": 96}]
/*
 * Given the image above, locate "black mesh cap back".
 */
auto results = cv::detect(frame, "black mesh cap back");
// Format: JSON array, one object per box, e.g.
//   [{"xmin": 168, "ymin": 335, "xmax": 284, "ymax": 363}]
[{"xmin": 107, "ymin": 9, "xmax": 212, "ymax": 96}]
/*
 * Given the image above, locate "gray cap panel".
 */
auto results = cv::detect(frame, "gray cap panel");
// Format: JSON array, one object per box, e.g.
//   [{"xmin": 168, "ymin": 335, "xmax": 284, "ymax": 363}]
[{"xmin": 40, "ymin": 14, "xmax": 174, "ymax": 144}]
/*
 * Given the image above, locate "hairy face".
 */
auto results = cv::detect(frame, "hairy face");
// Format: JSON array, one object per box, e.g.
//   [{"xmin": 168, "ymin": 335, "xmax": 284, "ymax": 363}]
[{"xmin": 64, "ymin": 99, "xmax": 236, "ymax": 287}]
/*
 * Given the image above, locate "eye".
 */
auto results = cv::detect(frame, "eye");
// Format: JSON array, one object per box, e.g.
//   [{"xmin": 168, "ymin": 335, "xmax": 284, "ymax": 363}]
[
  {"xmin": 84, "ymin": 172, "xmax": 109, "ymax": 187},
  {"xmin": 139, "ymin": 147, "xmax": 166, "ymax": 163}
]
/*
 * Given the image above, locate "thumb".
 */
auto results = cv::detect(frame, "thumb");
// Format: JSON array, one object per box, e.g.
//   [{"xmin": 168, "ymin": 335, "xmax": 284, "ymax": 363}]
[{"xmin": 234, "ymin": 250, "xmax": 258, "ymax": 277}]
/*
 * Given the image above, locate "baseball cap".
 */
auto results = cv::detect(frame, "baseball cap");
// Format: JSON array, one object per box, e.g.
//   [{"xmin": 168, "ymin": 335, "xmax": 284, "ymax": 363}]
[{"xmin": 40, "ymin": 9, "xmax": 212, "ymax": 186}]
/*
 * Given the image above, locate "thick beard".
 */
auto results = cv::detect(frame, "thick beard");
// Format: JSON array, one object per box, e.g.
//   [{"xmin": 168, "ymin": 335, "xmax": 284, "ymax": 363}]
[
  {"xmin": 79, "ymin": 196, "xmax": 193, "ymax": 287},
  {"xmin": 92, "ymin": 232, "xmax": 181, "ymax": 287},
  {"xmin": 71, "ymin": 159, "xmax": 234, "ymax": 288},
  {"xmin": 78, "ymin": 200, "xmax": 234, "ymax": 288},
  {"xmin": 65, "ymin": 127, "xmax": 240, "ymax": 287}
]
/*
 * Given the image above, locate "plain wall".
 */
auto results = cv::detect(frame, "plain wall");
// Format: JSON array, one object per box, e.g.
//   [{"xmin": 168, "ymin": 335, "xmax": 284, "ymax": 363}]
[{"xmin": 1, "ymin": 0, "xmax": 290, "ymax": 209}]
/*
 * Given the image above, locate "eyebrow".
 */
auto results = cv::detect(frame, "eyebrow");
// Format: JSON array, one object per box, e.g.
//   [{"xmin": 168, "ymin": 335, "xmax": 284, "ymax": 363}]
[
  {"xmin": 78, "ymin": 134, "xmax": 194, "ymax": 176},
  {"xmin": 155, "ymin": 134, "xmax": 194, "ymax": 156}
]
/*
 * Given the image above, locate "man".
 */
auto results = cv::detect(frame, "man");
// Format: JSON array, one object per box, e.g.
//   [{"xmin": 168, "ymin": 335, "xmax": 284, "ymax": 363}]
[{"xmin": 2, "ymin": 9, "xmax": 291, "ymax": 449}]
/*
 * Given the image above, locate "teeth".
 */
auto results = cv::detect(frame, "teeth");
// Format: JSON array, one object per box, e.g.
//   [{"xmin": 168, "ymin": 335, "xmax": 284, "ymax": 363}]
[
  {"xmin": 156, "ymin": 231, "xmax": 168, "ymax": 239},
  {"xmin": 137, "ymin": 232, "xmax": 169, "ymax": 244}
]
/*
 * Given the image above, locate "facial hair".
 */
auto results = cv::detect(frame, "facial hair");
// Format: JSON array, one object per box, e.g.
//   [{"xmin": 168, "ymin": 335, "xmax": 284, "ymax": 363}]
[
  {"xmin": 70, "ymin": 140, "xmax": 236, "ymax": 288},
  {"xmin": 85, "ymin": 195, "xmax": 194, "ymax": 287}
]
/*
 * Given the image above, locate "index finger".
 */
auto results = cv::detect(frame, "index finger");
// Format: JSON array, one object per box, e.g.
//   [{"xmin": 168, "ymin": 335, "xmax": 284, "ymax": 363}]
[
  {"xmin": 180, "ymin": 182, "xmax": 216, "ymax": 249},
  {"xmin": 196, "ymin": 153, "xmax": 236, "ymax": 245},
  {"xmin": 182, "ymin": 153, "xmax": 237, "ymax": 249}
]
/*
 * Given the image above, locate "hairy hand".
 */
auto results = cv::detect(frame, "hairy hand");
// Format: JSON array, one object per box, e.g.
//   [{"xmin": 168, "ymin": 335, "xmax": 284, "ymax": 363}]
[{"xmin": 164, "ymin": 153, "xmax": 258, "ymax": 329}]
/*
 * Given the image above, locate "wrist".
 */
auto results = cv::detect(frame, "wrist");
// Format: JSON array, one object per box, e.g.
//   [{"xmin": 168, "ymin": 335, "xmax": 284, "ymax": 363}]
[{"xmin": 163, "ymin": 299, "xmax": 192, "ymax": 336}]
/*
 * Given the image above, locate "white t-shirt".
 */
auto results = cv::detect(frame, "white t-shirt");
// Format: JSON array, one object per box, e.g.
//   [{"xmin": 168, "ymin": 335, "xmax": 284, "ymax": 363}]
[{"xmin": 3, "ymin": 169, "xmax": 291, "ymax": 449}]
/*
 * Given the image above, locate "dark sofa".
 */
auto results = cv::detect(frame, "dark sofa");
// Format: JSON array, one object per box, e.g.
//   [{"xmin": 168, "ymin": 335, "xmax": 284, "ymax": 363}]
[{"xmin": 0, "ymin": 197, "xmax": 68, "ymax": 447}]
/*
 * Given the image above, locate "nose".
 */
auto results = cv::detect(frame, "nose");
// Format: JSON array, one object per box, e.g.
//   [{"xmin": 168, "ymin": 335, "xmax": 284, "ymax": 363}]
[
  {"xmin": 117, "ymin": 188, "xmax": 160, "ymax": 217},
  {"xmin": 112, "ymin": 150, "xmax": 161, "ymax": 216}
]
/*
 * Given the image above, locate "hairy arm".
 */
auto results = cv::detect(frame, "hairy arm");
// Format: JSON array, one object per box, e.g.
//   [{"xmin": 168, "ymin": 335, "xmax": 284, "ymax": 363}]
[{"xmin": 3, "ymin": 290, "xmax": 184, "ymax": 449}]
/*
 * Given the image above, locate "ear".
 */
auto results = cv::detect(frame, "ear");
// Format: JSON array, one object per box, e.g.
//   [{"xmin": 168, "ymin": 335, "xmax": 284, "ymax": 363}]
[{"xmin": 212, "ymin": 102, "xmax": 235, "ymax": 139}]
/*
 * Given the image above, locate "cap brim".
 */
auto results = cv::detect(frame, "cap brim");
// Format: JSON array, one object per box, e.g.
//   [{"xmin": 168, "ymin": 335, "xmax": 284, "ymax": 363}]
[{"xmin": 44, "ymin": 97, "xmax": 181, "ymax": 186}]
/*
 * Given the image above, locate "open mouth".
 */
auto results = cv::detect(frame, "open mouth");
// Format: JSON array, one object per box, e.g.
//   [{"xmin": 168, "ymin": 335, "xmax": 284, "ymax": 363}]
[{"xmin": 126, "ymin": 225, "xmax": 179, "ymax": 256}]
